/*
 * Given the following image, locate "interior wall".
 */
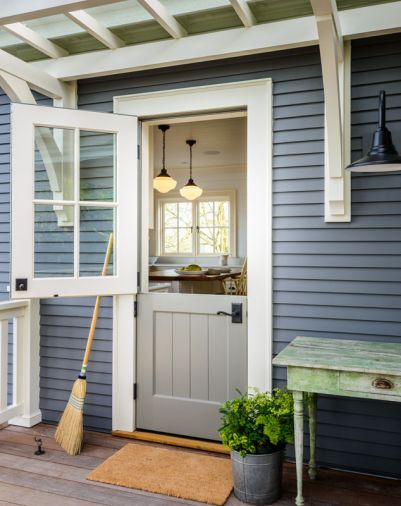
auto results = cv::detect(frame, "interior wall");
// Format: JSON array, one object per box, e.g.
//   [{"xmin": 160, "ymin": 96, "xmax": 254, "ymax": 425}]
[{"xmin": 149, "ymin": 166, "xmax": 247, "ymax": 262}]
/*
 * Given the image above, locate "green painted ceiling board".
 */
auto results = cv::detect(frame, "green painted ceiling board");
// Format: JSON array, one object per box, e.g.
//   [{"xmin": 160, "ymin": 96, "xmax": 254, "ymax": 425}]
[
  {"xmin": 112, "ymin": 20, "xmax": 169, "ymax": 45},
  {"xmin": 51, "ymin": 33, "xmax": 106, "ymax": 55},
  {"xmin": 4, "ymin": 45, "xmax": 47, "ymax": 62},
  {"xmin": 249, "ymin": 0, "xmax": 312, "ymax": 23},
  {"xmin": 337, "ymin": 0, "xmax": 396, "ymax": 10},
  {"xmin": 177, "ymin": 7, "xmax": 242, "ymax": 35}
]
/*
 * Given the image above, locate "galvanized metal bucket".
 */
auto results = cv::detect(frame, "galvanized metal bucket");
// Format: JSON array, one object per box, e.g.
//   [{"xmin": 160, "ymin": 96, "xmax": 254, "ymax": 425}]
[{"xmin": 231, "ymin": 448, "xmax": 284, "ymax": 504}]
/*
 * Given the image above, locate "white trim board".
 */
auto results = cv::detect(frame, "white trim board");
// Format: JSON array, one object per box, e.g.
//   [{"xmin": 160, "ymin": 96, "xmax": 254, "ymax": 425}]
[
  {"xmin": 32, "ymin": 1, "xmax": 401, "ymax": 81},
  {"xmin": 112, "ymin": 79, "xmax": 273, "ymax": 431}
]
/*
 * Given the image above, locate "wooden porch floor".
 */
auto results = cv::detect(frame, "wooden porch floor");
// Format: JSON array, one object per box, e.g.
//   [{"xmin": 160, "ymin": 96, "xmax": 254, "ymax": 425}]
[{"xmin": 0, "ymin": 424, "xmax": 400, "ymax": 506}]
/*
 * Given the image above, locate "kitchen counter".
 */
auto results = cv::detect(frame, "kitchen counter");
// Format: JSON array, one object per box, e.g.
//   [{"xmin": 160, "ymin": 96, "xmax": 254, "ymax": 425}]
[{"xmin": 149, "ymin": 268, "xmax": 241, "ymax": 282}]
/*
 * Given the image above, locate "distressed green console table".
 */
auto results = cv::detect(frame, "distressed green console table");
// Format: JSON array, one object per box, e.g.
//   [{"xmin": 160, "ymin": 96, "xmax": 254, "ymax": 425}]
[{"xmin": 273, "ymin": 336, "xmax": 401, "ymax": 506}]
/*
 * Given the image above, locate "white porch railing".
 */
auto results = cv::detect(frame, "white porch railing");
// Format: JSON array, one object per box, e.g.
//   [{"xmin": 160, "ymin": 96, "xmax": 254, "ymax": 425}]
[{"xmin": 0, "ymin": 299, "xmax": 41, "ymax": 427}]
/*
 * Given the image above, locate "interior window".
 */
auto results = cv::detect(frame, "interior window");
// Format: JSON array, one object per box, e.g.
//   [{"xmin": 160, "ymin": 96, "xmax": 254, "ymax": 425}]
[{"xmin": 159, "ymin": 194, "xmax": 234, "ymax": 256}]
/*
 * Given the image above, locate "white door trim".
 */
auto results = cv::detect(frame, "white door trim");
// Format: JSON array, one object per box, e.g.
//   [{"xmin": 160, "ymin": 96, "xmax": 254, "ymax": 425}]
[{"xmin": 112, "ymin": 79, "xmax": 273, "ymax": 431}]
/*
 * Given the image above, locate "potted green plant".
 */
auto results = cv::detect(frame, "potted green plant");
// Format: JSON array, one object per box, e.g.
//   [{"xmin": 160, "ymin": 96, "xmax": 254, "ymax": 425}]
[{"xmin": 219, "ymin": 388, "xmax": 294, "ymax": 504}]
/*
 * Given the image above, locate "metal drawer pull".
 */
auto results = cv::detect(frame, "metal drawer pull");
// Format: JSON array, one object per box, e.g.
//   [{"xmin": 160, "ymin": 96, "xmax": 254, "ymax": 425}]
[{"xmin": 372, "ymin": 378, "xmax": 393, "ymax": 390}]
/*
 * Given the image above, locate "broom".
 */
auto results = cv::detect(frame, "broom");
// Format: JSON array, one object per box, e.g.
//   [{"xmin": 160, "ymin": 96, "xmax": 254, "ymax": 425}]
[{"xmin": 55, "ymin": 233, "xmax": 114, "ymax": 455}]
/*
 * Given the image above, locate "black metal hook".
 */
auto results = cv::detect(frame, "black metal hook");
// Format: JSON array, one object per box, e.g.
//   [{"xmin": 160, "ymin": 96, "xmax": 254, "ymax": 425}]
[{"xmin": 34, "ymin": 437, "xmax": 45, "ymax": 455}]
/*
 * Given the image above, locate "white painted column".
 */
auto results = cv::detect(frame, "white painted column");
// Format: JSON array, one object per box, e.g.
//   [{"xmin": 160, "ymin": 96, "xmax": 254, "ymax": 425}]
[{"xmin": 9, "ymin": 299, "xmax": 41, "ymax": 427}]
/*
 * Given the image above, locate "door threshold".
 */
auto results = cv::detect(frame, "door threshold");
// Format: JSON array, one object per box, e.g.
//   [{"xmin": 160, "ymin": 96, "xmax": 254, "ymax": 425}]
[{"xmin": 112, "ymin": 430, "xmax": 229, "ymax": 455}]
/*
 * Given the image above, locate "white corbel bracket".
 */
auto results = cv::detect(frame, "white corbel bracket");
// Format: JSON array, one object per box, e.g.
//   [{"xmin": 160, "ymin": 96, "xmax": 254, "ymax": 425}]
[{"xmin": 311, "ymin": 0, "xmax": 351, "ymax": 222}]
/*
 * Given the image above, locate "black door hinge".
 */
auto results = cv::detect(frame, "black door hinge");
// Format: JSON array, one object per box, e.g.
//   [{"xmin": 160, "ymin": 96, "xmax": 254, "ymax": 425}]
[
  {"xmin": 134, "ymin": 301, "xmax": 138, "ymax": 317},
  {"xmin": 137, "ymin": 144, "xmax": 141, "ymax": 160},
  {"xmin": 133, "ymin": 383, "xmax": 137, "ymax": 400}
]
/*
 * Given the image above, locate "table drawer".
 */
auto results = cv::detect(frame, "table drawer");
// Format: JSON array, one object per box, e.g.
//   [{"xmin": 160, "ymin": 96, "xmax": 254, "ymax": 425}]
[{"xmin": 339, "ymin": 371, "xmax": 401, "ymax": 397}]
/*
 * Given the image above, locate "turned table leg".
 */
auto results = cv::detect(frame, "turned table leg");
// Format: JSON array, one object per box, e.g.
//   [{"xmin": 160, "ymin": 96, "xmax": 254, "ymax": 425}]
[
  {"xmin": 293, "ymin": 390, "xmax": 304, "ymax": 506},
  {"xmin": 308, "ymin": 393, "xmax": 317, "ymax": 480}
]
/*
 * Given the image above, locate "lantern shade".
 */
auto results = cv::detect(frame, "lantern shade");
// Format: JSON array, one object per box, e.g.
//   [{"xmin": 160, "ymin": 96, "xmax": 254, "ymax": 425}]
[
  {"xmin": 180, "ymin": 178, "xmax": 203, "ymax": 200},
  {"xmin": 153, "ymin": 171, "xmax": 177, "ymax": 193},
  {"xmin": 346, "ymin": 90, "xmax": 401, "ymax": 173}
]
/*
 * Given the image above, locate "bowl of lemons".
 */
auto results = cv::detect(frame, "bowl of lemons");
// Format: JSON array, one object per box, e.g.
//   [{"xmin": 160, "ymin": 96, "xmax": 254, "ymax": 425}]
[{"xmin": 175, "ymin": 264, "xmax": 208, "ymax": 276}]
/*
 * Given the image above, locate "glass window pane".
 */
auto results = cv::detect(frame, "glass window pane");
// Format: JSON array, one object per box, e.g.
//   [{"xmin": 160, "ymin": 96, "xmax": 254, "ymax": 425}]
[
  {"xmin": 199, "ymin": 227, "xmax": 214, "ymax": 254},
  {"xmin": 35, "ymin": 127, "xmax": 74, "ymax": 201},
  {"xmin": 178, "ymin": 228, "xmax": 192, "ymax": 253},
  {"xmin": 80, "ymin": 131, "xmax": 115, "ymax": 202},
  {"xmin": 198, "ymin": 201, "xmax": 214, "ymax": 227},
  {"xmin": 34, "ymin": 204, "xmax": 74, "ymax": 277},
  {"xmin": 215, "ymin": 227, "xmax": 229, "ymax": 254},
  {"xmin": 178, "ymin": 202, "xmax": 192, "ymax": 227},
  {"xmin": 80, "ymin": 207, "xmax": 115, "ymax": 277},
  {"xmin": 164, "ymin": 203, "xmax": 177, "ymax": 227},
  {"xmin": 216, "ymin": 201, "xmax": 229, "ymax": 226},
  {"xmin": 164, "ymin": 228, "xmax": 178, "ymax": 253}
]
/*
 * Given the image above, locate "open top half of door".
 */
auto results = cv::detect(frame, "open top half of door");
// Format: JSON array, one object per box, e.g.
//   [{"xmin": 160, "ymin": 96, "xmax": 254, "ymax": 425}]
[{"xmin": 11, "ymin": 103, "xmax": 138, "ymax": 299}]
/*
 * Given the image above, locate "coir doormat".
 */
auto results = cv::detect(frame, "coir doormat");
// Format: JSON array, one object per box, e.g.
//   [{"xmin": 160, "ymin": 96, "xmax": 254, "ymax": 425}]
[{"xmin": 87, "ymin": 443, "xmax": 233, "ymax": 505}]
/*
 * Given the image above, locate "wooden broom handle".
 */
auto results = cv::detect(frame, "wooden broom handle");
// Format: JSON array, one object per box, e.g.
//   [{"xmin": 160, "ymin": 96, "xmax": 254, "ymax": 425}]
[{"xmin": 81, "ymin": 233, "xmax": 113, "ymax": 371}]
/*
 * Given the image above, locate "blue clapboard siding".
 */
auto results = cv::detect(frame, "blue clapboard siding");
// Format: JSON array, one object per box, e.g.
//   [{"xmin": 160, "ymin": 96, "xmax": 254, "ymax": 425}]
[
  {"xmin": 75, "ymin": 35, "xmax": 401, "ymax": 477},
  {"xmin": 0, "ymin": 34, "xmax": 397, "ymax": 475}
]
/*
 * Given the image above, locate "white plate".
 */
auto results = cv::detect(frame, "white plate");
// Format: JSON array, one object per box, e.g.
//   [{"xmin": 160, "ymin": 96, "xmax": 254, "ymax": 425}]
[{"xmin": 175, "ymin": 268, "xmax": 208, "ymax": 276}]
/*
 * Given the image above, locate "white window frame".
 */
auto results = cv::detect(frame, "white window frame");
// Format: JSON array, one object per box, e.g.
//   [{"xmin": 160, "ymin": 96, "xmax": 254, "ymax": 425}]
[
  {"xmin": 157, "ymin": 190, "xmax": 236, "ymax": 257},
  {"xmin": 11, "ymin": 103, "xmax": 138, "ymax": 299}
]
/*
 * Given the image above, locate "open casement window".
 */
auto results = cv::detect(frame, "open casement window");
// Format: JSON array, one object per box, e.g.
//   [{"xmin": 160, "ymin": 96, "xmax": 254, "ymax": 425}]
[{"xmin": 11, "ymin": 103, "xmax": 138, "ymax": 299}]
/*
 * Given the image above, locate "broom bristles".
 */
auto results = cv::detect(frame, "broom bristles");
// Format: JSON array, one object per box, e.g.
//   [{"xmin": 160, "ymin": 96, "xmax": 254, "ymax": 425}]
[{"xmin": 55, "ymin": 378, "xmax": 87, "ymax": 455}]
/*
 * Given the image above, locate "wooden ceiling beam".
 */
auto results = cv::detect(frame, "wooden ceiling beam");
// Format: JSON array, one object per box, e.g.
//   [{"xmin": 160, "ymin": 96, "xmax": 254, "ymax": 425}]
[
  {"xmin": 2, "ymin": 23, "xmax": 68, "ymax": 58},
  {"xmin": 229, "ymin": 0, "xmax": 256, "ymax": 28},
  {"xmin": 66, "ymin": 10, "xmax": 125, "ymax": 49},
  {"xmin": 0, "ymin": 1, "xmax": 124, "ymax": 24},
  {"xmin": 137, "ymin": 0, "xmax": 187, "ymax": 39}
]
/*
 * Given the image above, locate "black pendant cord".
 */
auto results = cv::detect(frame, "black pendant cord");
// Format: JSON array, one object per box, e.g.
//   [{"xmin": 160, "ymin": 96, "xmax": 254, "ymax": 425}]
[
  {"xmin": 162, "ymin": 128, "xmax": 166, "ymax": 172},
  {"xmin": 189, "ymin": 142, "xmax": 193, "ymax": 180},
  {"xmin": 186, "ymin": 139, "xmax": 196, "ymax": 183},
  {"xmin": 158, "ymin": 124, "xmax": 170, "ymax": 176}
]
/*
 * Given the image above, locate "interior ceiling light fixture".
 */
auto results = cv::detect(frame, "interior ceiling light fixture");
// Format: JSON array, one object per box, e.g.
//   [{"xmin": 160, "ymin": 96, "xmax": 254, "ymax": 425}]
[
  {"xmin": 180, "ymin": 139, "xmax": 203, "ymax": 201},
  {"xmin": 153, "ymin": 124, "xmax": 177, "ymax": 193},
  {"xmin": 346, "ymin": 90, "xmax": 401, "ymax": 173}
]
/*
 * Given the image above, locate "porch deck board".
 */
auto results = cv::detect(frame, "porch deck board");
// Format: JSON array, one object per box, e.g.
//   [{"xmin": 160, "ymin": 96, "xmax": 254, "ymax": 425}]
[{"xmin": 0, "ymin": 424, "xmax": 400, "ymax": 506}]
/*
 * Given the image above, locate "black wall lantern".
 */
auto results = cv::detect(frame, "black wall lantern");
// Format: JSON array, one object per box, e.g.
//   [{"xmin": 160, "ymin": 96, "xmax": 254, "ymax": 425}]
[{"xmin": 346, "ymin": 90, "xmax": 401, "ymax": 173}]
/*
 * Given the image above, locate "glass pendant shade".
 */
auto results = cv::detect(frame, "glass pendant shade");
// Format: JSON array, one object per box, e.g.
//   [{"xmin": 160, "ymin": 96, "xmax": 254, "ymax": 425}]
[
  {"xmin": 153, "ymin": 170, "xmax": 177, "ymax": 193},
  {"xmin": 346, "ymin": 90, "xmax": 401, "ymax": 173},
  {"xmin": 180, "ymin": 139, "xmax": 203, "ymax": 201},
  {"xmin": 153, "ymin": 124, "xmax": 177, "ymax": 192},
  {"xmin": 180, "ymin": 178, "xmax": 203, "ymax": 200}
]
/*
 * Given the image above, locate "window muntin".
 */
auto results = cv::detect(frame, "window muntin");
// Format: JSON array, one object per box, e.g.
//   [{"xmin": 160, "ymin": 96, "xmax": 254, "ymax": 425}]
[
  {"xmin": 159, "ymin": 192, "xmax": 235, "ymax": 257},
  {"xmin": 33, "ymin": 126, "xmax": 116, "ymax": 279}
]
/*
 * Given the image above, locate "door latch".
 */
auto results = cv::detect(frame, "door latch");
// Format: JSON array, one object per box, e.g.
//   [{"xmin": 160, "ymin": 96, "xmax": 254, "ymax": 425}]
[
  {"xmin": 15, "ymin": 278, "xmax": 28, "ymax": 291},
  {"xmin": 217, "ymin": 303, "xmax": 242, "ymax": 323}
]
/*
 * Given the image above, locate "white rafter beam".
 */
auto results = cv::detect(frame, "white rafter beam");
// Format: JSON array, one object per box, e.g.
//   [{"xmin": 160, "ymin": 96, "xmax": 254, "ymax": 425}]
[
  {"xmin": 311, "ymin": 0, "xmax": 343, "ymax": 58},
  {"xmin": 310, "ymin": 0, "xmax": 350, "ymax": 222},
  {"xmin": 229, "ymin": 0, "xmax": 256, "ymax": 28},
  {"xmin": 0, "ymin": 1, "xmax": 125, "ymax": 25},
  {"xmin": 66, "ymin": 10, "xmax": 125, "ymax": 49},
  {"xmin": 0, "ymin": 70, "xmax": 36, "ymax": 103},
  {"xmin": 137, "ymin": 0, "xmax": 187, "ymax": 39},
  {"xmin": 32, "ymin": 1, "xmax": 401, "ymax": 82},
  {"xmin": 2, "ymin": 23, "xmax": 68, "ymax": 59},
  {"xmin": 0, "ymin": 48, "xmax": 71, "ymax": 99}
]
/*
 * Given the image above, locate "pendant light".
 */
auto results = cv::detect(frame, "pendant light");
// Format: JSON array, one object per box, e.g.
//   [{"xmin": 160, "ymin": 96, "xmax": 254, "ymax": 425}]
[
  {"xmin": 180, "ymin": 139, "xmax": 203, "ymax": 200},
  {"xmin": 346, "ymin": 90, "xmax": 401, "ymax": 172},
  {"xmin": 153, "ymin": 124, "xmax": 177, "ymax": 193}
]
